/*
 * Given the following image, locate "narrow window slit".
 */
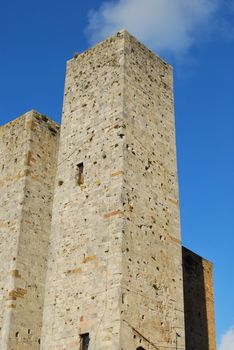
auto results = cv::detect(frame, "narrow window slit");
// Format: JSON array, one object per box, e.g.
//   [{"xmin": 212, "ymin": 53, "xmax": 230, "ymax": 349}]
[
  {"xmin": 77, "ymin": 162, "xmax": 84, "ymax": 185},
  {"xmin": 80, "ymin": 333, "xmax": 90, "ymax": 350}
]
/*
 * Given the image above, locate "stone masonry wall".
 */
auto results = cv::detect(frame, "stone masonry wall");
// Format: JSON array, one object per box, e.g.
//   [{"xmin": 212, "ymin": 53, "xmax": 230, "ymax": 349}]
[
  {"xmin": 119, "ymin": 32, "xmax": 185, "ymax": 349},
  {"xmin": 183, "ymin": 247, "xmax": 216, "ymax": 350},
  {"xmin": 41, "ymin": 32, "xmax": 126, "ymax": 350},
  {"xmin": 0, "ymin": 115, "xmax": 28, "ymax": 348},
  {"xmin": 0, "ymin": 31, "xmax": 217, "ymax": 350},
  {"xmin": 0, "ymin": 111, "xmax": 59, "ymax": 349},
  {"xmin": 41, "ymin": 31, "xmax": 185, "ymax": 350}
]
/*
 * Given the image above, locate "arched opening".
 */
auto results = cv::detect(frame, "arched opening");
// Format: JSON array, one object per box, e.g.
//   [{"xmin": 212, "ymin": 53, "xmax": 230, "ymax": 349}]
[{"xmin": 136, "ymin": 347, "xmax": 145, "ymax": 350}]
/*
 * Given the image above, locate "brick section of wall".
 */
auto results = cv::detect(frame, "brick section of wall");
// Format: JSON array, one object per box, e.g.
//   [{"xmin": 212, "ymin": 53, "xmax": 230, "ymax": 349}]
[
  {"xmin": 41, "ymin": 30, "xmax": 185, "ymax": 350},
  {"xmin": 182, "ymin": 247, "xmax": 216, "ymax": 350},
  {"xmin": 0, "ymin": 111, "xmax": 59, "ymax": 349}
]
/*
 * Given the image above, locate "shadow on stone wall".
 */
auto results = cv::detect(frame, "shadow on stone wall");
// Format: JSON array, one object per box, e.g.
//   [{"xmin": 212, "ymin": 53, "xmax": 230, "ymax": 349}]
[{"xmin": 182, "ymin": 247, "xmax": 210, "ymax": 350}]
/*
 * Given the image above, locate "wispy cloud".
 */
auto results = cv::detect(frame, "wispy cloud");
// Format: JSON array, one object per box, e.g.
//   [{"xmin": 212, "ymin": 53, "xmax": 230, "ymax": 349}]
[
  {"xmin": 86, "ymin": 0, "xmax": 221, "ymax": 58},
  {"xmin": 218, "ymin": 327, "xmax": 234, "ymax": 350}
]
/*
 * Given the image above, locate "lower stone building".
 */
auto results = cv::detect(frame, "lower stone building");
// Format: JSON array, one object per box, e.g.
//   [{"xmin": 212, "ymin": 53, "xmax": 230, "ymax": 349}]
[{"xmin": 0, "ymin": 31, "xmax": 216, "ymax": 349}]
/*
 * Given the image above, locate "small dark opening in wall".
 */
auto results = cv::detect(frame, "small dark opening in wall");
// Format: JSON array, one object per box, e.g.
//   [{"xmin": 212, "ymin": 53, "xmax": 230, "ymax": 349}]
[
  {"xmin": 80, "ymin": 333, "xmax": 90, "ymax": 350},
  {"xmin": 48, "ymin": 126, "xmax": 57, "ymax": 135},
  {"xmin": 137, "ymin": 347, "xmax": 145, "ymax": 350},
  {"xmin": 77, "ymin": 162, "xmax": 84, "ymax": 185}
]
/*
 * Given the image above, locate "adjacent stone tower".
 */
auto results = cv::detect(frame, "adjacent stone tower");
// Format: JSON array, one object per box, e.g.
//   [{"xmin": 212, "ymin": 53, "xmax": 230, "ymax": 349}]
[
  {"xmin": 183, "ymin": 248, "xmax": 216, "ymax": 350},
  {"xmin": 0, "ymin": 111, "xmax": 59, "ymax": 349},
  {"xmin": 41, "ymin": 30, "xmax": 186, "ymax": 349}
]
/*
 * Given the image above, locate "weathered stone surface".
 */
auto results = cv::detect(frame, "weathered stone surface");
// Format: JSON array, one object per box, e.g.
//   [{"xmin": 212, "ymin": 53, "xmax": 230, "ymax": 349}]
[
  {"xmin": 183, "ymin": 247, "xmax": 216, "ymax": 350},
  {"xmin": 0, "ymin": 30, "xmax": 216, "ymax": 350},
  {"xmin": 0, "ymin": 111, "xmax": 59, "ymax": 349},
  {"xmin": 41, "ymin": 30, "xmax": 186, "ymax": 350}
]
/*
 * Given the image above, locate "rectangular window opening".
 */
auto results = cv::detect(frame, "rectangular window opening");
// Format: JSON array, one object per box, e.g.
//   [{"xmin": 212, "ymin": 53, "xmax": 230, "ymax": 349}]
[
  {"xmin": 80, "ymin": 333, "xmax": 90, "ymax": 350},
  {"xmin": 77, "ymin": 162, "xmax": 84, "ymax": 185}
]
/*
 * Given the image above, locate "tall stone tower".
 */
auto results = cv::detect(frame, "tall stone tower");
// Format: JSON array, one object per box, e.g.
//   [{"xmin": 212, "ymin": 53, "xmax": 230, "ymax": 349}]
[
  {"xmin": 0, "ymin": 30, "xmax": 216, "ymax": 350},
  {"xmin": 0, "ymin": 111, "xmax": 59, "ymax": 349},
  {"xmin": 41, "ymin": 30, "xmax": 186, "ymax": 349}
]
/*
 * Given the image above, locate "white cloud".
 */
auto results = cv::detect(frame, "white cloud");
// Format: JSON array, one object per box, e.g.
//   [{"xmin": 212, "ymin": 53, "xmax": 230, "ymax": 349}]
[
  {"xmin": 86, "ymin": 0, "xmax": 221, "ymax": 57},
  {"xmin": 218, "ymin": 327, "xmax": 234, "ymax": 350}
]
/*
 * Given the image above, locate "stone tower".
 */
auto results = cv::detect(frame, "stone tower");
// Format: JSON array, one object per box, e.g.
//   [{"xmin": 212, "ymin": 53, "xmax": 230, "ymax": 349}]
[
  {"xmin": 41, "ymin": 30, "xmax": 186, "ymax": 349},
  {"xmin": 0, "ymin": 111, "xmax": 59, "ymax": 349},
  {"xmin": 183, "ymin": 248, "xmax": 216, "ymax": 350},
  {"xmin": 0, "ymin": 30, "xmax": 216, "ymax": 350}
]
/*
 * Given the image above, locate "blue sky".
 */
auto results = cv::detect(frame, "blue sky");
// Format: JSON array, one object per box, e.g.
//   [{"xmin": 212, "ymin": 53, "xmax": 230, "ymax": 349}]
[{"xmin": 0, "ymin": 0, "xmax": 233, "ymax": 347}]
